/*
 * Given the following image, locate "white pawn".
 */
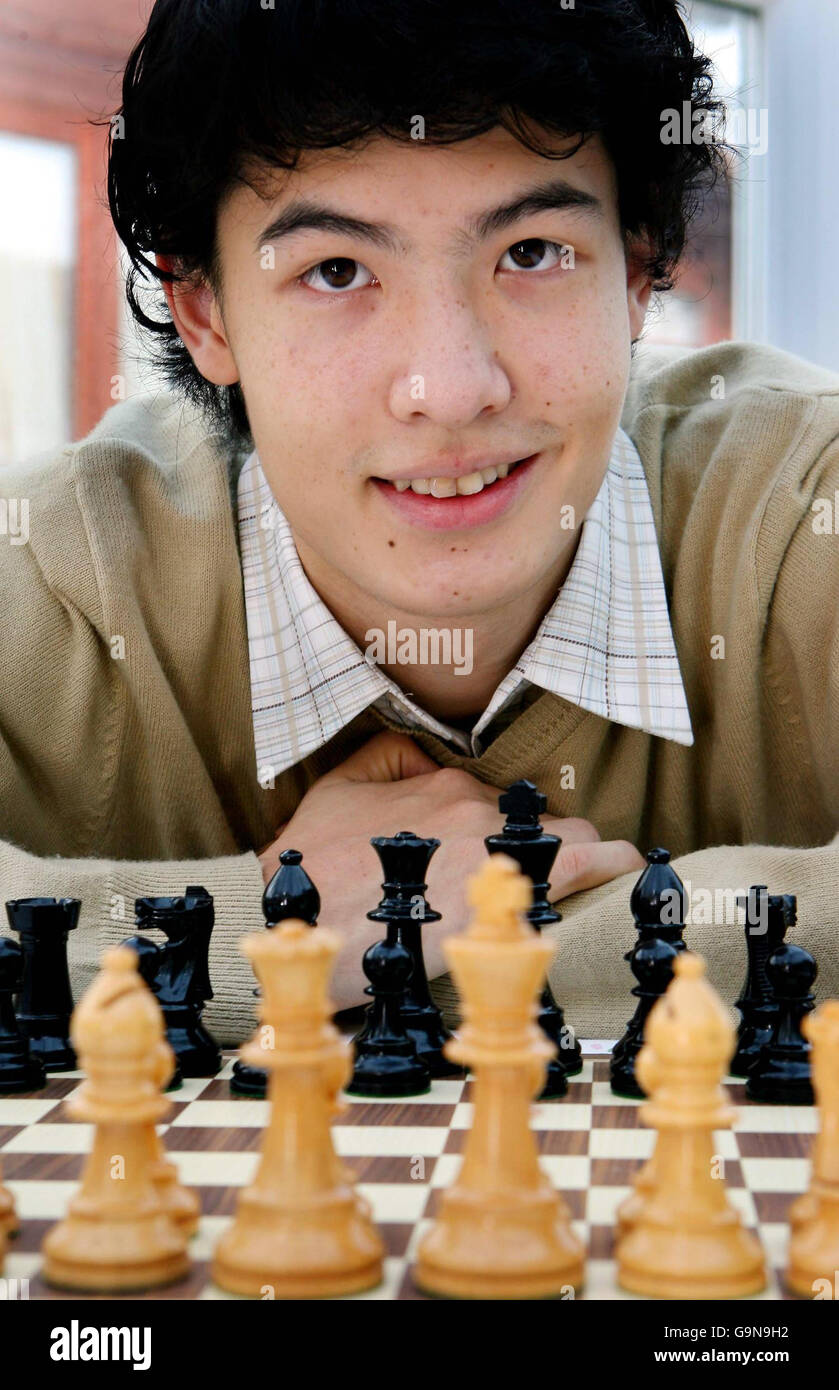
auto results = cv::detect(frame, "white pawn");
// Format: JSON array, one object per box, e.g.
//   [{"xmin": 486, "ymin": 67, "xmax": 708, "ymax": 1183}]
[
  {"xmin": 617, "ymin": 952, "xmax": 766, "ymax": 1299},
  {"xmin": 786, "ymin": 1000, "xmax": 839, "ymax": 1296}
]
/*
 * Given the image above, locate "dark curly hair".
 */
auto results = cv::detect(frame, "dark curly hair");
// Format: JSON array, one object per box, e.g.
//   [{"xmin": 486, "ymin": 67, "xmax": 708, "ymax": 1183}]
[{"xmin": 107, "ymin": 0, "xmax": 729, "ymax": 448}]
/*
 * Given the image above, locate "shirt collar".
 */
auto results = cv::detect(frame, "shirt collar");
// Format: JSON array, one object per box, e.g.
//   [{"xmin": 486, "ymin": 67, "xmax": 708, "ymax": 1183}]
[{"xmin": 237, "ymin": 426, "xmax": 693, "ymax": 779}]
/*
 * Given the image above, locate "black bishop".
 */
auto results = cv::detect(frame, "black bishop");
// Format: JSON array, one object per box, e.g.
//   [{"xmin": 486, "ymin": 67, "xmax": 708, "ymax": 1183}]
[
  {"xmin": 610, "ymin": 848, "xmax": 687, "ymax": 1098},
  {"xmin": 230, "ymin": 849, "xmax": 321, "ymax": 1097}
]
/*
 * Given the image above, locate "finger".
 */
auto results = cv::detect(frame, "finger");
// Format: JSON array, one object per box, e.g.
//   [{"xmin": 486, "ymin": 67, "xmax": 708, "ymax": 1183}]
[
  {"xmin": 542, "ymin": 816, "xmax": 602, "ymax": 845},
  {"xmin": 391, "ymin": 764, "xmax": 503, "ymax": 808},
  {"xmin": 433, "ymin": 766, "xmax": 503, "ymax": 803},
  {"xmin": 551, "ymin": 839, "xmax": 646, "ymax": 897},
  {"xmin": 321, "ymin": 730, "xmax": 439, "ymax": 784}
]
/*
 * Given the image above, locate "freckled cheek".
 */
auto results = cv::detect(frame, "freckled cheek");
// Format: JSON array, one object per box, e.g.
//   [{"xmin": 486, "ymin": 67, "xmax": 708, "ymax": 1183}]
[
  {"xmin": 236, "ymin": 327, "xmax": 362, "ymax": 447},
  {"xmin": 554, "ymin": 288, "xmax": 630, "ymax": 410}
]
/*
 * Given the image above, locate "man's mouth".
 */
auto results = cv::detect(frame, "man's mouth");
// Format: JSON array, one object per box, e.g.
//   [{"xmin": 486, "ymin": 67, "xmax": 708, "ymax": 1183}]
[
  {"xmin": 370, "ymin": 454, "xmax": 540, "ymax": 532},
  {"xmin": 374, "ymin": 456, "xmax": 529, "ymax": 497}
]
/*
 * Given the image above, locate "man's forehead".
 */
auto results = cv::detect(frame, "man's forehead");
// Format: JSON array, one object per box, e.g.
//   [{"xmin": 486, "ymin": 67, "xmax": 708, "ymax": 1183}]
[
  {"xmin": 232, "ymin": 128, "xmax": 615, "ymax": 239},
  {"xmin": 285, "ymin": 124, "xmax": 588, "ymax": 170}
]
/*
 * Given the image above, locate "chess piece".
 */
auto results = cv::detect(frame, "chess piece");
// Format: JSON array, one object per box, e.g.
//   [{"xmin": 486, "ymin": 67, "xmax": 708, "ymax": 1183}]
[
  {"xmin": 231, "ymin": 849, "xmax": 320, "ymax": 1097},
  {"xmin": 5, "ymin": 896, "xmax": 80, "ymax": 1071},
  {"xmin": 368, "ymin": 831, "xmax": 460, "ymax": 1079},
  {"xmin": 212, "ymin": 922, "xmax": 384, "ymax": 1298},
  {"xmin": 130, "ymin": 886, "xmax": 221, "ymax": 1076},
  {"xmin": 41, "ymin": 947, "xmax": 191, "ymax": 1291},
  {"xmin": 615, "ymin": 1044, "xmax": 662, "ymax": 1240},
  {"xmin": 346, "ymin": 841, "xmax": 431, "ymax": 1098},
  {"xmin": 611, "ymin": 935, "xmax": 680, "ymax": 1100},
  {"xmin": 485, "ymin": 780, "xmax": 582, "ymax": 1097},
  {"xmin": 0, "ymin": 1171, "xmax": 16, "ymax": 1243},
  {"xmin": 415, "ymin": 855, "xmax": 585, "ymax": 1299},
  {"xmin": 121, "ymin": 936, "xmax": 183, "ymax": 1090},
  {"xmin": 610, "ymin": 848, "xmax": 687, "ymax": 1097},
  {"xmin": 0, "ymin": 946, "xmax": 27, "ymax": 1240},
  {"xmin": 114, "ymin": 944, "xmax": 195, "ymax": 1222},
  {"xmin": 785, "ymin": 1001, "xmax": 839, "ymax": 1296},
  {"xmin": 731, "ymin": 888, "xmax": 793, "ymax": 1076},
  {"xmin": 347, "ymin": 937, "xmax": 431, "ymax": 1098},
  {"xmin": 259, "ymin": 849, "xmax": 321, "ymax": 928},
  {"xmin": 0, "ymin": 937, "xmax": 46, "ymax": 1094},
  {"xmin": 746, "ymin": 942, "xmax": 816, "ymax": 1104},
  {"xmin": 616, "ymin": 953, "xmax": 766, "ymax": 1299},
  {"xmin": 147, "ymin": 1039, "xmax": 200, "ymax": 1236}
]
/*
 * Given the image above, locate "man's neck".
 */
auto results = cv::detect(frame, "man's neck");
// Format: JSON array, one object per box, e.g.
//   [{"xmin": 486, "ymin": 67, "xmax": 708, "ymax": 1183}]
[{"xmin": 295, "ymin": 531, "xmax": 582, "ymax": 723}]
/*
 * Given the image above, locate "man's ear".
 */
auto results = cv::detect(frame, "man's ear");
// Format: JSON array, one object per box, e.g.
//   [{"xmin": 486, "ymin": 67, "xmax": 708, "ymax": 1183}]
[
  {"xmin": 156, "ymin": 254, "xmax": 239, "ymax": 386},
  {"xmin": 625, "ymin": 239, "xmax": 655, "ymax": 341}
]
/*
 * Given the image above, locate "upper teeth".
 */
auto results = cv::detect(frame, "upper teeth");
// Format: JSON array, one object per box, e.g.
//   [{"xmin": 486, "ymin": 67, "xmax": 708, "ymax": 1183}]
[{"xmin": 392, "ymin": 462, "xmax": 512, "ymax": 496}]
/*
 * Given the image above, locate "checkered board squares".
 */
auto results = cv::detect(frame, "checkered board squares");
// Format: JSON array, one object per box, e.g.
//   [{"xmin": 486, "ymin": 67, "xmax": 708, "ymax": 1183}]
[{"xmin": 0, "ymin": 1055, "xmax": 812, "ymax": 1301}]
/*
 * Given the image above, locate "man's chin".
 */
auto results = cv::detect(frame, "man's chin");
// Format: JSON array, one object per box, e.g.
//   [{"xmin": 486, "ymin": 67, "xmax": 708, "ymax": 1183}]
[{"xmin": 362, "ymin": 573, "xmax": 535, "ymax": 624}]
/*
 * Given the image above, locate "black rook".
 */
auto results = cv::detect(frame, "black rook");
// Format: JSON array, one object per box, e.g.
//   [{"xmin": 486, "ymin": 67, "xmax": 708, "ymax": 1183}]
[{"xmin": 5, "ymin": 896, "xmax": 80, "ymax": 1071}]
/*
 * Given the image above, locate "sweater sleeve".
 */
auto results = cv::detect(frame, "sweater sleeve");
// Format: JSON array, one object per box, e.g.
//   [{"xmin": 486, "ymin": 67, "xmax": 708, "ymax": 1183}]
[
  {"xmin": 0, "ymin": 449, "xmax": 266, "ymax": 1046},
  {"xmin": 429, "ymin": 835, "xmax": 839, "ymax": 1039},
  {"xmin": 0, "ymin": 837, "xmax": 266, "ymax": 1045}
]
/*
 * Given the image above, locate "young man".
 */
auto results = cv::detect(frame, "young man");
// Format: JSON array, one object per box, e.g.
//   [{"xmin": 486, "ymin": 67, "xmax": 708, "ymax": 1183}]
[{"xmin": 1, "ymin": 0, "xmax": 836, "ymax": 1042}]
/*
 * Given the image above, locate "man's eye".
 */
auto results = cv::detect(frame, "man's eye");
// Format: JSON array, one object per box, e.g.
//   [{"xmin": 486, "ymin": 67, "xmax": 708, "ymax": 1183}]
[
  {"xmin": 498, "ymin": 238, "xmax": 567, "ymax": 272},
  {"xmin": 300, "ymin": 257, "xmax": 376, "ymax": 293}
]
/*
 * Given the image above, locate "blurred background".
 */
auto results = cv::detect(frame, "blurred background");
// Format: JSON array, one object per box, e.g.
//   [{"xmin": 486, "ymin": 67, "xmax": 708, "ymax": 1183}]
[{"xmin": 0, "ymin": 0, "xmax": 837, "ymax": 466}]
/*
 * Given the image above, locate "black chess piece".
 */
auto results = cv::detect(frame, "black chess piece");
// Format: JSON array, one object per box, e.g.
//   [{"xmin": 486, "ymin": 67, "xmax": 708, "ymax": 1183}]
[
  {"xmin": 128, "ymin": 886, "xmax": 221, "ymax": 1077},
  {"xmin": 367, "ymin": 832, "xmax": 461, "ymax": 1079},
  {"xmin": 262, "ymin": 848, "xmax": 322, "ymax": 928},
  {"xmin": 746, "ymin": 942, "xmax": 817, "ymax": 1105},
  {"xmin": 609, "ymin": 935, "xmax": 680, "ymax": 1099},
  {"xmin": 230, "ymin": 849, "xmax": 321, "ymax": 1098},
  {"xmin": 731, "ymin": 889, "xmax": 794, "ymax": 1076},
  {"xmin": 346, "ymin": 939, "xmax": 431, "ymax": 1097},
  {"xmin": 485, "ymin": 780, "xmax": 582, "ymax": 1098},
  {"xmin": 346, "ymin": 843, "xmax": 431, "ymax": 1098},
  {"xmin": 5, "ymin": 897, "xmax": 80, "ymax": 1071},
  {"xmin": 610, "ymin": 848, "xmax": 688, "ymax": 1098},
  {"xmin": 120, "ymin": 935, "xmax": 183, "ymax": 1090},
  {"xmin": 0, "ymin": 938, "xmax": 46, "ymax": 1094}
]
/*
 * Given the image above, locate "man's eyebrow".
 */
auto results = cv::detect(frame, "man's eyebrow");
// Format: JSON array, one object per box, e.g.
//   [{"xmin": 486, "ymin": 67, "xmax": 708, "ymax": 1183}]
[{"xmin": 255, "ymin": 176, "xmax": 603, "ymax": 255}]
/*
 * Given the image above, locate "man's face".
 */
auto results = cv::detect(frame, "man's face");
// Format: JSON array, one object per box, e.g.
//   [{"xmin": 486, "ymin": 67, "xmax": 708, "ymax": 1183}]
[{"xmin": 203, "ymin": 127, "xmax": 650, "ymax": 622}]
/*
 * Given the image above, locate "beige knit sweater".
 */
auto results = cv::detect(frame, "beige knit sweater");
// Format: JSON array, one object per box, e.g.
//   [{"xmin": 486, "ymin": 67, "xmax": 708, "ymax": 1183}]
[{"xmin": 1, "ymin": 341, "xmax": 837, "ymax": 1042}]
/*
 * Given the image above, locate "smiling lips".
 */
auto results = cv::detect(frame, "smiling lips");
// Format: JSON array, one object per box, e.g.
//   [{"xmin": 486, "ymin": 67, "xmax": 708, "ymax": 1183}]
[
  {"xmin": 372, "ymin": 453, "xmax": 540, "ymax": 531},
  {"xmin": 389, "ymin": 460, "xmax": 518, "ymax": 497}
]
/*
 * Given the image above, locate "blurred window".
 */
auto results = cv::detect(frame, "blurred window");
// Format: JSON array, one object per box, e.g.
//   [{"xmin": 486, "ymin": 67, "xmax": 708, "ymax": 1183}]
[
  {"xmin": 0, "ymin": 133, "xmax": 77, "ymax": 466},
  {"xmin": 645, "ymin": 1, "xmax": 766, "ymax": 349}
]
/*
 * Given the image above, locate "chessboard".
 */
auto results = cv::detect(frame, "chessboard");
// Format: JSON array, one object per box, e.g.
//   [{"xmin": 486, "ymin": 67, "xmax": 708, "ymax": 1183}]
[{"xmin": 0, "ymin": 1045, "xmax": 814, "ymax": 1301}]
